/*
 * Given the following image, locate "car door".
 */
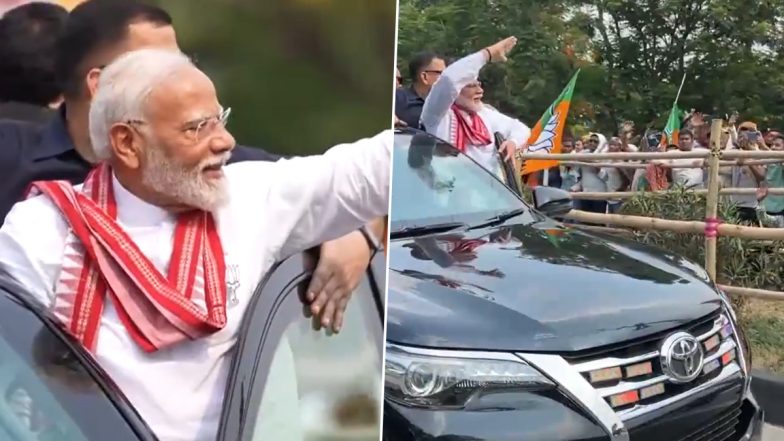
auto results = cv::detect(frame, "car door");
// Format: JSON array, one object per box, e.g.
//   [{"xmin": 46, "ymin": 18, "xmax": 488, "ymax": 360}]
[
  {"xmin": 0, "ymin": 278, "xmax": 156, "ymax": 441},
  {"xmin": 217, "ymin": 251, "xmax": 386, "ymax": 441}
]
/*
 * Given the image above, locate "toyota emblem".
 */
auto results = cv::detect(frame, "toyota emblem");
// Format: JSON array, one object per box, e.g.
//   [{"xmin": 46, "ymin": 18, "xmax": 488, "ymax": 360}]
[{"xmin": 660, "ymin": 332, "xmax": 704, "ymax": 383}]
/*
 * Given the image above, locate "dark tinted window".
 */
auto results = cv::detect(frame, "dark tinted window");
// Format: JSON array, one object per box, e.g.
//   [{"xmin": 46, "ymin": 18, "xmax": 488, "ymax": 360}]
[{"xmin": 0, "ymin": 289, "xmax": 144, "ymax": 441}]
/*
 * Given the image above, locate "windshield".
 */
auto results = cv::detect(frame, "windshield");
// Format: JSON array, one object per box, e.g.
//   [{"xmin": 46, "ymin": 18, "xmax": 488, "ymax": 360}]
[
  {"xmin": 390, "ymin": 131, "xmax": 526, "ymax": 230},
  {"xmin": 0, "ymin": 288, "xmax": 143, "ymax": 441}
]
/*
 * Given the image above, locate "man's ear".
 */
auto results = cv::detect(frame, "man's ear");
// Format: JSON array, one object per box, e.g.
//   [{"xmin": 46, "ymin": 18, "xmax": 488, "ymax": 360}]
[
  {"xmin": 109, "ymin": 124, "xmax": 141, "ymax": 169},
  {"xmin": 85, "ymin": 67, "xmax": 102, "ymax": 100}
]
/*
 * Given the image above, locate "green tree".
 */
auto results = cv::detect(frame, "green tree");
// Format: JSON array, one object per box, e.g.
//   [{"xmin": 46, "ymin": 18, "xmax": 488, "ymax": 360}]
[
  {"xmin": 154, "ymin": 0, "xmax": 396, "ymax": 155},
  {"xmin": 398, "ymin": 0, "xmax": 784, "ymax": 135}
]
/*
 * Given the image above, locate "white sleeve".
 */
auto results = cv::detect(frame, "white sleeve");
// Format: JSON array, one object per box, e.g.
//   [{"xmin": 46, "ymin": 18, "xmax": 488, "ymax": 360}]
[
  {"xmin": 0, "ymin": 197, "xmax": 67, "ymax": 307},
  {"xmin": 420, "ymin": 51, "xmax": 487, "ymax": 132},
  {"xmin": 491, "ymin": 111, "xmax": 531, "ymax": 148},
  {"xmin": 229, "ymin": 130, "xmax": 391, "ymax": 260}
]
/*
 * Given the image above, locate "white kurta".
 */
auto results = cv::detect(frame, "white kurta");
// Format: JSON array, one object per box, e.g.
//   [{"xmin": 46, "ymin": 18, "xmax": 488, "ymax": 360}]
[
  {"xmin": 0, "ymin": 130, "xmax": 391, "ymax": 441},
  {"xmin": 420, "ymin": 51, "xmax": 531, "ymax": 176}
]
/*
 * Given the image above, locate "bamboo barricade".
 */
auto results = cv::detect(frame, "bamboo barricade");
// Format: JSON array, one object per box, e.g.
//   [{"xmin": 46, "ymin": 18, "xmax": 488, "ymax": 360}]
[
  {"xmin": 704, "ymin": 120, "xmax": 723, "ymax": 281},
  {"xmin": 518, "ymin": 120, "xmax": 784, "ymax": 300},
  {"xmin": 571, "ymin": 188, "xmax": 784, "ymax": 200},
  {"xmin": 560, "ymin": 159, "xmax": 782, "ymax": 169}
]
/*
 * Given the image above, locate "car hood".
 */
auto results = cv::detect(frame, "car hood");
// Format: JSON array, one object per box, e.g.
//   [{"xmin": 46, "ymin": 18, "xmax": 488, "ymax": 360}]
[{"xmin": 386, "ymin": 220, "xmax": 723, "ymax": 353}]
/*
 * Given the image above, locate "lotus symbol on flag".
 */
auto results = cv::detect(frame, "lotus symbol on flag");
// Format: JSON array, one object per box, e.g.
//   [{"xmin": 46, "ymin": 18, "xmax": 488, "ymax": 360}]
[{"xmin": 528, "ymin": 111, "xmax": 560, "ymax": 153}]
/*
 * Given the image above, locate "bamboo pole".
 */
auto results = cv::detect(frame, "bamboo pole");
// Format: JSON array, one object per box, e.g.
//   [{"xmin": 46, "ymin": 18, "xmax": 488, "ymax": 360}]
[
  {"xmin": 573, "ymin": 225, "xmax": 634, "ymax": 236},
  {"xmin": 521, "ymin": 151, "xmax": 710, "ymax": 161},
  {"xmin": 560, "ymin": 159, "xmax": 782, "ymax": 169},
  {"xmin": 722, "ymin": 150, "xmax": 784, "ymax": 159},
  {"xmin": 704, "ymin": 119, "xmax": 723, "ymax": 281},
  {"xmin": 718, "ymin": 285, "xmax": 784, "ymax": 301},
  {"xmin": 521, "ymin": 150, "xmax": 784, "ymax": 161},
  {"xmin": 564, "ymin": 210, "xmax": 784, "ymax": 240},
  {"xmin": 569, "ymin": 188, "xmax": 784, "ymax": 200}
]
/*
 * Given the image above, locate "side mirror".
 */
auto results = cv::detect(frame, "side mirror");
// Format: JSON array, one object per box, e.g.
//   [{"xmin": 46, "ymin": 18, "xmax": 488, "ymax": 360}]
[{"xmin": 533, "ymin": 186, "xmax": 573, "ymax": 217}]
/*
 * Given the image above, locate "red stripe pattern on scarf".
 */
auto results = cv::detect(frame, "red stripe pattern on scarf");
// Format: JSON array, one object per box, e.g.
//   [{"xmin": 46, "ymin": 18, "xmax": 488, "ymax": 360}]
[
  {"xmin": 27, "ymin": 163, "xmax": 227, "ymax": 353},
  {"xmin": 449, "ymin": 104, "xmax": 491, "ymax": 152}
]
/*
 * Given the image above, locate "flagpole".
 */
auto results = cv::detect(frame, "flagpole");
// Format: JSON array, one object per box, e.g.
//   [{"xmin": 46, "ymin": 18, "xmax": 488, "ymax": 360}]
[{"xmin": 674, "ymin": 71, "xmax": 687, "ymax": 105}]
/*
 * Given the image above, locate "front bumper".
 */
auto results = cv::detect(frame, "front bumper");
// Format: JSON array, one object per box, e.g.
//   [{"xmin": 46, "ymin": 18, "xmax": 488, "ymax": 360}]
[{"xmin": 383, "ymin": 396, "xmax": 763, "ymax": 441}]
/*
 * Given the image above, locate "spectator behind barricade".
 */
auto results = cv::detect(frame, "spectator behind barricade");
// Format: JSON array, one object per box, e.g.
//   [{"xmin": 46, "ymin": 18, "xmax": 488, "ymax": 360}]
[
  {"xmin": 0, "ymin": 2, "xmax": 68, "ymax": 124},
  {"xmin": 652, "ymin": 129, "xmax": 706, "ymax": 189},
  {"xmin": 574, "ymin": 138, "xmax": 584, "ymax": 152},
  {"xmin": 395, "ymin": 51, "xmax": 446, "ymax": 129},
  {"xmin": 559, "ymin": 138, "xmax": 580, "ymax": 191},
  {"xmin": 730, "ymin": 129, "xmax": 767, "ymax": 225},
  {"xmin": 599, "ymin": 137, "xmax": 628, "ymax": 213},
  {"xmin": 396, "ymin": 67, "xmax": 402, "ymax": 88},
  {"xmin": 571, "ymin": 132, "xmax": 608, "ymax": 214},
  {"xmin": 756, "ymin": 133, "xmax": 784, "ymax": 227}
]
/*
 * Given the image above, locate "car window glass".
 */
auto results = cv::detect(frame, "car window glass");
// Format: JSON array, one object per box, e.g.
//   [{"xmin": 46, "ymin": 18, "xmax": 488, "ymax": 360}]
[
  {"xmin": 246, "ymin": 279, "xmax": 382, "ymax": 441},
  {"xmin": 0, "ymin": 332, "xmax": 87, "ymax": 441},
  {"xmin": 0, "ymin": 289, "xmax": 143, "ymax": 441},
  {"xmin": 390, "ymin": 132, "xmax": 523, "ymax": 227}
]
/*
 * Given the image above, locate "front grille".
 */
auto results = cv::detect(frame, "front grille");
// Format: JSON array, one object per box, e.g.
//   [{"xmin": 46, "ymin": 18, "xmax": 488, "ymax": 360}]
[
  {"xmin": 678, "ymin": 403, "xmax": 742, "ymax": 441},
  {"xmin": 565, "ymin": 310, "xmax": 742, "ymax": 419}
]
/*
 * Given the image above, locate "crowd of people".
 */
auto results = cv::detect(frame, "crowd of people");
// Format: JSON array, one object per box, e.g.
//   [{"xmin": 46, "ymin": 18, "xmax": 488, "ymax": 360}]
[
  {"xmin": 0, "ymin": 1, "xmax": 390, "ymax": 440},
  {"xmin": 394, "ymin": 42, "xmax": 784, "ymax": 228}
]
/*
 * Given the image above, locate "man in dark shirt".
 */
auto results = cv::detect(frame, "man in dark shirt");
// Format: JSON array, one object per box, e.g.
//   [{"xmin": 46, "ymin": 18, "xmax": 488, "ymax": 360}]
[
  {"xmin": 0, "ymin": 0, "xmax": 383, "ymax": 332},
  {"xmin": 394, "ymin": 51, "xmax": 446, "ymax": 129},
  {"xmin": 0, "ymin": 2, "xmax": 68, "ymax": 124}
]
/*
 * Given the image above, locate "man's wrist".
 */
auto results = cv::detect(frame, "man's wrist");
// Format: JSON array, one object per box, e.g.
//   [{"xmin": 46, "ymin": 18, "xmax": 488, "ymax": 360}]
[
  {"xmin": 359, "ymin": 225, "xmax": 382, "ymax": 256},
  {"xmin": 483, "ymin": 48, "xmax": 492, "ymax": 62}
]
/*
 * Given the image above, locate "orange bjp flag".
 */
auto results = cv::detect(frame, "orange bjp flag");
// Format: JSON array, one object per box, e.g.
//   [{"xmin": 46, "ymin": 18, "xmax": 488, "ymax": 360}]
[{"xmin": 521, "ymin": 70, "xmax": 580, "ymax": 176}]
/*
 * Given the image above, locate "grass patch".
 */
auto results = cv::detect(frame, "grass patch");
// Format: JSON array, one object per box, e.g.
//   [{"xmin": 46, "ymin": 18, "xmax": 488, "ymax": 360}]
[{"xmin": 742, "ymin": 299, "xmax": 784, "ymax": 374}]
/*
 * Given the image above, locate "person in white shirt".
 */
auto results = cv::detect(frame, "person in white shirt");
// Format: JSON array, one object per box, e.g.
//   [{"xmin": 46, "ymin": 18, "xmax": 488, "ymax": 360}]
[
  {"xmin": 420, "ymin": 36, "xmax": 531, "ymax": 178},
  {"xmin": 0, "ymin": 49, "xmax": 390, "ymax": 441},
  {"xmin": 652, "ymin": 129, "xmax": 707, "ymax": 189},
  {"xmin": 572, "ymin": 132, "xmax": 608, "ymax": 213},
  {"xmin": 599, "ymin": 137, "xmax": 628, "ymax": 213}
]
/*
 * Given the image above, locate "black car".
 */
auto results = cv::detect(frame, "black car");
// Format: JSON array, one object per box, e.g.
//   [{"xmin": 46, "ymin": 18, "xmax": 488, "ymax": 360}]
[
  {"xmin": 0, "ymin": 251, "xmax": 386, "ymax": 441},
  {"xmin": 383, "ymin": 129, "xmax": 764, "ymax": 441}
]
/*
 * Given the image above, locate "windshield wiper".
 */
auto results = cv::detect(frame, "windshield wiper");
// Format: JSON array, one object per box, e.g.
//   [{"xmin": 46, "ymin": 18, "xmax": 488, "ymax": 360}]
[
  {"xmin": 390, "ymin": 221, "xmax": 468, "ymax": 239},
  {"xmin": 467, "ymin": 208, "xmax": 527, "ymax": 230}
]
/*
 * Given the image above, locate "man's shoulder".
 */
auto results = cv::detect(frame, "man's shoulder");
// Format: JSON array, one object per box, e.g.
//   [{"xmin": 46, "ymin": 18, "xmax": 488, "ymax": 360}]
[
  {"xmin": 2, "ymin": 191, "xmax": 65, "ymax": 232},
  {"xmin": 0, "ymin": 119, "xmax": 41, "ymax": 162}
]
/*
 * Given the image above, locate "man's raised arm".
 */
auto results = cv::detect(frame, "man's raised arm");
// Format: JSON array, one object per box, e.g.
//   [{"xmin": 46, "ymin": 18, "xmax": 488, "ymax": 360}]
[
  {"xmin": 420, "ymin": 52, "xmax": 487, "ymax": 132},
  {"xmin": 420, "ymin": 36, "xmax": 517, "ymax": 132},
  {"xmin": 230, "ymin": 130, "xmax": 391, "ymax": 261}
]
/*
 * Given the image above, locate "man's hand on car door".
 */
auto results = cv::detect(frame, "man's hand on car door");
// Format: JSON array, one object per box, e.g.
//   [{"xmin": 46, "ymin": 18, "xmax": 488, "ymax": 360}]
[{"xmin": 305, "ymin": 231, "xmax": 371, "ymax": 332}]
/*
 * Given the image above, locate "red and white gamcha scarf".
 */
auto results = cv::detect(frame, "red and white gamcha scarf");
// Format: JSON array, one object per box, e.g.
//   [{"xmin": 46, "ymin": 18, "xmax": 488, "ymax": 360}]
[
  {"xmin": 27, "ymin": 163, "xmax": 227, "ymax": 353},
  {"xmin": 449, "ymin": 104, "xmax": 492, "ymax": 152}
]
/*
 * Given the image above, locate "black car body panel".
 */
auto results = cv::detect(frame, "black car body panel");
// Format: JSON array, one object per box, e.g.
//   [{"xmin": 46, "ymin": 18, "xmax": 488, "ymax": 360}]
[{"xmin": 386, "ymin": 221, "xmax": 723, "ymax": 353}]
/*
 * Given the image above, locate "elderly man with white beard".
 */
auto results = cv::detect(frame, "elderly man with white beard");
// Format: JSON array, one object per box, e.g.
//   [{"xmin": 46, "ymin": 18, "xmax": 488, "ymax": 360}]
[
  {"xmin": 420, "ymin": 36, "xmax": 530, "ymax": 177},
  {"xmin": 0, "ymin": 48, "xmax": 389, "ymax": 441}
]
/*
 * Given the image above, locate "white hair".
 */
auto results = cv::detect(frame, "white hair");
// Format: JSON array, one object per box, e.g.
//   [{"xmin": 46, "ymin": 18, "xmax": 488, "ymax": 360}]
[{"xmin": 89, "ymin": 48, "xmax": 194, "ymax": 160}]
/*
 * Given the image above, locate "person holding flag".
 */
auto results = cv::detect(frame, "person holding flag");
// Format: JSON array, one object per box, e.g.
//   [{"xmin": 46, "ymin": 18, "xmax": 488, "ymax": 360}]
[{"xmin": 419, "ymin": 36, "xmax": 531, "ymax": 178}]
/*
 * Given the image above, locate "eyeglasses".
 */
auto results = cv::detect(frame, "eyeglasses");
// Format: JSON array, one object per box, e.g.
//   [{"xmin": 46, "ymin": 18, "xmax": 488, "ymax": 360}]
[
  {"xmin": 423, "ymin": 70, "xmax": 443, "ymax": 75},
  {"xmin": 126, "ymin": 107, "xmax": 232, "ymax": 143},
  {"xmin": 465, "ymin": 81, "xmax": 483, "ymax": 89}
]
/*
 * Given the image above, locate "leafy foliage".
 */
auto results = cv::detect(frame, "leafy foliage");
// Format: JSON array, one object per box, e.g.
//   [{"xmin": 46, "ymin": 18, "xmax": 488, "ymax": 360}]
[
  {"xmin": 153, "ymin": 0, "xmax": 396, "ymax": 155},
  {"xmin": 398, "ymin": 0, "xmax": 784, "ymax": 136}
]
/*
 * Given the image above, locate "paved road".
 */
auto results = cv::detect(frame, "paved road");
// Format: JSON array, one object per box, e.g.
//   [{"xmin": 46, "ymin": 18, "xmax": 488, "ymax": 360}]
[{"xmin": 764, "ymin": 424, "xmax": 784, "ymax": 440}]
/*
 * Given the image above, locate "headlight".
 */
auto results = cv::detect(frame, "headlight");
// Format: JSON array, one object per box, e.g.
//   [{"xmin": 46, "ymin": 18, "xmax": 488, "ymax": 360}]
[{"xmin": 385, "ymin": 344, "xmax": 554, "ymax": 409}]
